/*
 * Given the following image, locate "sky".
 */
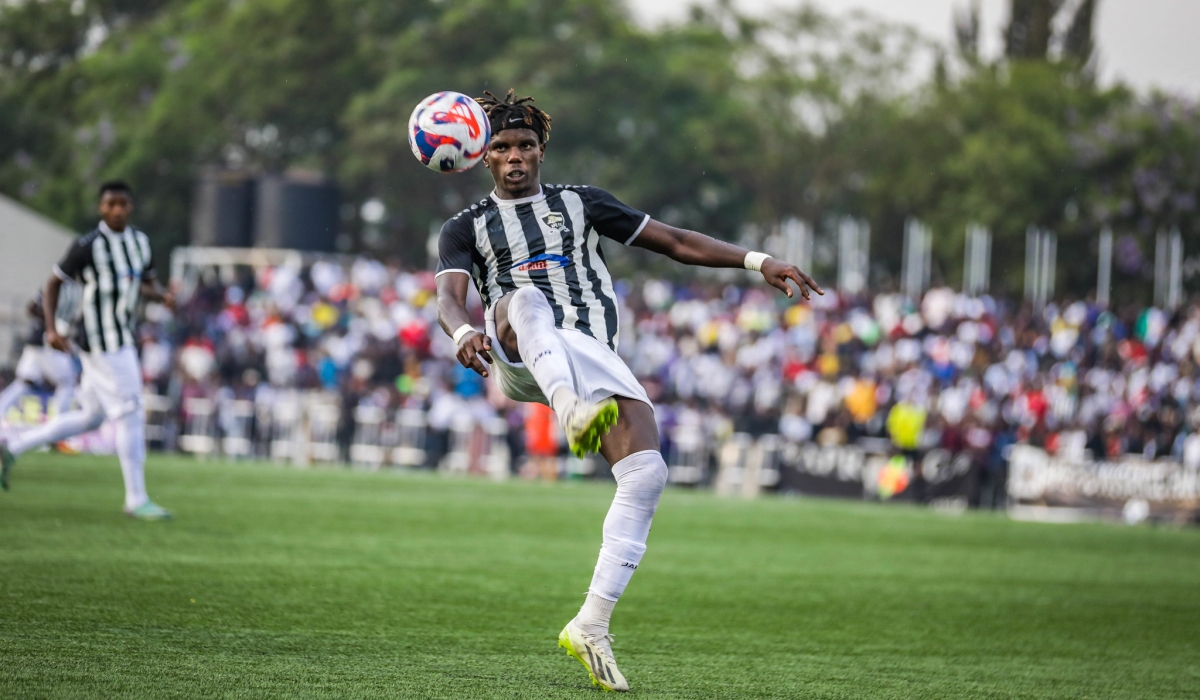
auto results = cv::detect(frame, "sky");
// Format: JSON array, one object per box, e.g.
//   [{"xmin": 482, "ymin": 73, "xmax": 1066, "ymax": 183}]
[{"xmin": 629, "ymin": 0, "xmax": 1200, "ymax": 97}]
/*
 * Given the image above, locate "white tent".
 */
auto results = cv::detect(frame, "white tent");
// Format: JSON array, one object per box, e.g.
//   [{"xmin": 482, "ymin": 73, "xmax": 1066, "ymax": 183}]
[{"xmin": 0, "ymin": 194, "xmax": 76, "ymax": 367}]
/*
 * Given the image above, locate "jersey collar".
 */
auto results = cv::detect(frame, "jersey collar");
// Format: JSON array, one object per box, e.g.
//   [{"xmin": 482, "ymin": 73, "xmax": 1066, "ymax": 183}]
[
  {"xmin": 98, "ymin": 220, "xmax": 128, "ymax": 236},
  {"xmin": 489, "ymin": 186, "xmax": 544, "ymax": 207}
]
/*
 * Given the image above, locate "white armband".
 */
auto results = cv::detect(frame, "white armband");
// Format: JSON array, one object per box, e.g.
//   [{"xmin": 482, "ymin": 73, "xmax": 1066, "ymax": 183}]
[
  {"xmin": 452, "ymin": 324, "xmax": 478, "ymax": 346},
  {"xmin": 744, "ymin": 251, "xmax": 771, "ymax": 272}
]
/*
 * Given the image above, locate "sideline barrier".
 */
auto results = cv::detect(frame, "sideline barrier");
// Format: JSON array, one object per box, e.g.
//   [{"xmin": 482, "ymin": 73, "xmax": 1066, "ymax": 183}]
[
  {"xmin": 666, "ymin": 423, "xmax": 710, "ymax": 485},
  {"xmin": 219, "ymin": 399, "xmax": 255, "ymax": 459},
  {"xmin": 143, "ymin": 393, "xmax": 174, "ymax": 451},
  {"xmin": 179, "ymin": 397, "xmax": 216, "ymax": 457},
  {"xmin": 20, "ymin": 389, "xmax": 1199, "ymax": 523},
  {"xmin": 1008, "ymin": 445, "xmax": 1200, "ymax": 524},
  {"xmin": 350, "ymin": 405, "xmax": 387, "ymax": 468}
]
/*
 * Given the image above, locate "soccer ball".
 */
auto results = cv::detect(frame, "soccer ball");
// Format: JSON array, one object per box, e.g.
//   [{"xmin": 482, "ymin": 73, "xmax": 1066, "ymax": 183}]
[{"xmin": 408, "ymin": 91, "xmax": 491, "ymax": 173}]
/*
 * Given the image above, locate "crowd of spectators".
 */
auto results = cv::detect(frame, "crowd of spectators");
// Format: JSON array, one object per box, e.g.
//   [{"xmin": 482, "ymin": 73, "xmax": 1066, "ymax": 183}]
[{"xmin": 36, "ymin": 256, "xmax": 1200, "ymax": 499}]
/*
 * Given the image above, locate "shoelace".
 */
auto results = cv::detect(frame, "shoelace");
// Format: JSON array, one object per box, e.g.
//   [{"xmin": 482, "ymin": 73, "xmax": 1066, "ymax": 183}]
[{"xmin": 582, "ymin": 631, "xmax": 617, "ymax": 660}]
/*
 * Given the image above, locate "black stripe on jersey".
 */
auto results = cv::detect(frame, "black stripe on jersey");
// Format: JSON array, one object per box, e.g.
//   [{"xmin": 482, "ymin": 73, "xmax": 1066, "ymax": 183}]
[
  {"xmin": 474, "ymin": 246, "xmax": 491, "ymax": 307},
  {"xmin": 484, "ymin": 210, "xmax": 516, "ymax": 294},
  {"xmin": 94, "ymin": 233, "xmax": 119, "ymax": 351},
  {"xmin": 109, "ymin": 233, "xmax": 134, "ymax": 348},
  {"xmin": 544, "ymin": 188, "xmax": 593, "ymax": 339},
  {"xmin": 514, "ymin": 202, "xmax": 565, "ymax": 328},
  {"xmin": 472, "ymin": 261, "xmax": 491, "ymax": 308},
  {"xmin": 579, "ymin": 228, "xmax": 619, "ymax": 350}
]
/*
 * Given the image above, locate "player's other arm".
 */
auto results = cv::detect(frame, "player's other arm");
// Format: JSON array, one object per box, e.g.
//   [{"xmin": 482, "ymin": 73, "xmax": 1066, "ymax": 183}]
[
  {"xmin": 436, "ymin": 273, "xmax": 493, "ymax": 378},
  {"xmin": 434, "ymin": 217, "xmax": 492, "ymax": 377},
  {"xmin": 44, "ymin": 235, "xmax": 92, "ymax": 351},
  {"xmin": 632, "ymin": 219, "xmax": 824, "ymax": 300},
  {"xmin": 42, "ymin": 274, "xmax": 68, "ymax": 351}
]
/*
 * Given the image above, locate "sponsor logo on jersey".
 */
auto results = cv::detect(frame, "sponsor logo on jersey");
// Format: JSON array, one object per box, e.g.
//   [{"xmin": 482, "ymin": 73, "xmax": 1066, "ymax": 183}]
[{"xmin": 510, "ymin": 253, "xmax": 571, "ymax": 273}]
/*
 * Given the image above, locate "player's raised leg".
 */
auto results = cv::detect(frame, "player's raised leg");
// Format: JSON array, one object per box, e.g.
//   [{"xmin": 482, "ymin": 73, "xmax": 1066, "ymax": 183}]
[
  {"xmin": 1, "ymin": 398, "xmax": 104, "ymax": 491},
  {"xmin": 494, "ymin": 288, "xmax": 618, "ymax": 456}
]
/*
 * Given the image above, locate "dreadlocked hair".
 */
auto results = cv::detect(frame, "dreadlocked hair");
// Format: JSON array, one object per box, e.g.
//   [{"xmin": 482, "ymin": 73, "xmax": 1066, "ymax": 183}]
[{"xmin": 476, "ymin": 89, "xmax": 552, "ymax": 143}]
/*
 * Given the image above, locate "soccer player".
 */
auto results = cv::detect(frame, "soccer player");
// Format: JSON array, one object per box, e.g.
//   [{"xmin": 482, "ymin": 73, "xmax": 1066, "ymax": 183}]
[
  {"xmin": 435, "ymin": 90, "xmax": 822, "ymax": 691},
  {"xmin": 0, "ymin": 182, "xmax": 175, "ymax": 520},
  {"xmin": 0, "ymin": 289, "xmax": 81, "ymax": 426}
]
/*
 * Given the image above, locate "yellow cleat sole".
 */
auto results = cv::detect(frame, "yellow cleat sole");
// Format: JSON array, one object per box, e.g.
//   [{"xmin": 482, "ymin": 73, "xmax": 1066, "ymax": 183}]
[
  {"xmin": 558, "ymin": 625, "xmax": 616, "ymax": 692},
  {"xmin": 568, "ymin": 400, "xmax": 619, "ymax": 458}
]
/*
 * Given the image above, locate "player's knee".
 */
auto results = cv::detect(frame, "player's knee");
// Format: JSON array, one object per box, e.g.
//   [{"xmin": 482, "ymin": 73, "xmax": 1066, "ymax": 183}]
[
  {"xmin": 508, "ymin": 285, "xmax": 550, "ymax": 321},
  {"xmin": 615, "ymin": 450, "xmax": 668, "ymax": 501},
  {"xmin": 510, "ymin": 284, "xmax": 544, "ymax": 305},
  {"xmin": 82, "ymin": 409, "xmax": 105, "ymax": 432},
  {"xmin": 643, "ymin": 461, "xmax": 668, "ymax": 499}
]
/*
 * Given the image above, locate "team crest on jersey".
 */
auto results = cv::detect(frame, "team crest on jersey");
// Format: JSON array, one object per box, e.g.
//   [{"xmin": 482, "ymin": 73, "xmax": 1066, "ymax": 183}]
[{"xmin": 541, "ymin": 212, "xmax": 570, "ymax": 236}]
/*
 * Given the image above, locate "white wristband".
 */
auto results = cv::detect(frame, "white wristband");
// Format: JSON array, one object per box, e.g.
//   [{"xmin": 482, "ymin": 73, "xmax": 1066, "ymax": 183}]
[
  {"xmin": 452, "ymin": 324, "xmax": 477, "ymax": 346},
  {"xmin": 744, "ymin": 251, "xmax": 771, "ymax": 272}
]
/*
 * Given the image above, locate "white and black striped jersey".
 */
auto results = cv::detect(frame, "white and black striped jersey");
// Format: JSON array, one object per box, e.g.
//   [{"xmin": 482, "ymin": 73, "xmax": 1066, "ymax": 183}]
[
  {"xmin": 436, "ymin": 185, "xmax": 649, "ymax": 350},
  {"xmin": 53, "ymin": 221, "xmax": 155, "ymax": 354}
]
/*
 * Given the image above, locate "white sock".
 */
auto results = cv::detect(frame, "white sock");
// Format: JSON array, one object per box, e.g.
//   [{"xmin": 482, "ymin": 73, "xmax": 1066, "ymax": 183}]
[
  {"xmin": 582, "ymin": 449, "xmax": 668, "ymax": 632},
  {"xmin": 506, "ymin": 286, "xmax": 579, "ymax": 404},
  {"xmin": 0, "ymin": 379, "xmax": 32, "ymax": 419},
  {"xmin": 116, "ymin": 407, "xmax": 148, "ymax": 510},
  {"xmin": 8, "ymin": 406, "xmax": 104, "ymax": 456},
  {"xmin": 550, "ymin": 387, "xmax": 580, "ymax": 418},
  {"xmin": 576, "ymin": 593, "xmax": 617, "ymax": 638}
]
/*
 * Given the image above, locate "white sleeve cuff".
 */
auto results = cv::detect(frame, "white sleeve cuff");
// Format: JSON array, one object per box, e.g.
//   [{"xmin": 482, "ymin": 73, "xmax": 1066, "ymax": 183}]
[
  {"xmin": 53, "ymin": 265, "xmax": 71, "ymax": 282},
  {"xmin": 623, "ymin": 214, "xmax": 651, "ymax": 246},
  {"xmin": 434, "ymin": 268, "xmax": 470, "ymax": 279}
]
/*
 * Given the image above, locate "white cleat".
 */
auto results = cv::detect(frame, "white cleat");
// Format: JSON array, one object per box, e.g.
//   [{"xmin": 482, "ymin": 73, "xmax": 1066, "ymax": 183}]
[
  {"xmin": 558, "ymin": 618, "xmax": 629, "ymax": 692},
  {"xmin": 561, "ymin": 398, "xmax": 618, "ymax": 458}
]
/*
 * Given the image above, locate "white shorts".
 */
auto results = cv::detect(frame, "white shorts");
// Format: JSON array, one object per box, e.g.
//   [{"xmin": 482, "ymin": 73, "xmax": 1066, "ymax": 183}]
[
  {"xmin": 485, "ymin": 308, "xmax": 651, "ymax": 408},
  {"xmin": 79, "ymin": 346, "xmax": 144, "ymax": 420},
  {"xmin": 15, "ymin": 346, "xmax": 78, "ymax": 387}
]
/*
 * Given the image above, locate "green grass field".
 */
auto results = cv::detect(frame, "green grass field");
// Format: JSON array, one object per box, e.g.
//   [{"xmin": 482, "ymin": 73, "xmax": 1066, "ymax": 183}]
[{"xmin": 1, "ymin": 454, "xmax": 1198, "ymax": 699}]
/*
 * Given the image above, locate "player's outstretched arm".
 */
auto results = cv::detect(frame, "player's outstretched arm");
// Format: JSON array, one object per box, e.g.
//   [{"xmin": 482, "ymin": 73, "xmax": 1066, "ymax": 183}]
[
  {"xmin": 631, "ymin": 219, "xmax": 824, "ymax": 300},
  {"xmin": 435, "ymin": 273, "xmax": 493, "ymax": 378}
]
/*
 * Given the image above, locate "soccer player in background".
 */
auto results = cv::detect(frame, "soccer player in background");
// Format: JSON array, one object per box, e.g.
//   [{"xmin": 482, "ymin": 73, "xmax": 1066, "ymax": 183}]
[
  {"xmin": 0, "ymin": 288, "xmax": 82, "ymax": 429},
  {"xmin": 435, "ymin": 90, "xmax": 823, "ymax": 691},
  {"xmin": 0, "ymin": 182, "xmax": 175, "ymax": 520}
]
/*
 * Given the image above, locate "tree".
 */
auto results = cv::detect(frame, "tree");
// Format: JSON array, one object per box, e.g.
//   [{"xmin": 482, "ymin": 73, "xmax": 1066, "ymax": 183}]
[{"xmin": 1005, "ymin": 0, "xmax": 1097, "ymax": 68}]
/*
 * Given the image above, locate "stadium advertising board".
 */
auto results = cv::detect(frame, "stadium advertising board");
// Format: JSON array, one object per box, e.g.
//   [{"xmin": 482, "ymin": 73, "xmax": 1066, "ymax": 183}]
[
  {"xmin": 778, "ymin": 440, "xmax": 975, "ymax": 505},
  {"xmin": 1008, "ymin": 445, "xmax": 1200, "ymax": 524}
]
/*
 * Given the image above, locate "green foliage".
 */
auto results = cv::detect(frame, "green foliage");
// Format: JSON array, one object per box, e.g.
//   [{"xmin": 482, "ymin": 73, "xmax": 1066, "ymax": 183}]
[{"xmin": 853, "ymin": 62, "xmax": 1126, "ymax": 293}]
